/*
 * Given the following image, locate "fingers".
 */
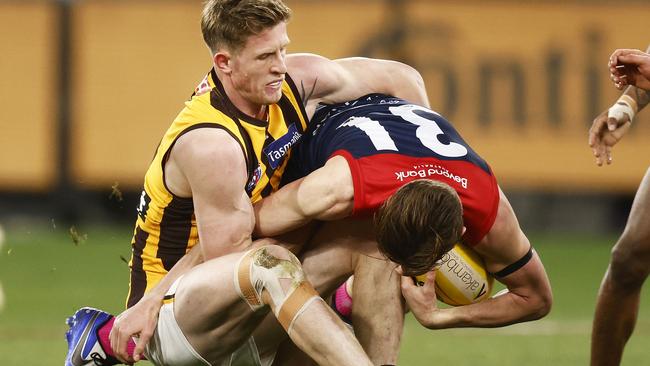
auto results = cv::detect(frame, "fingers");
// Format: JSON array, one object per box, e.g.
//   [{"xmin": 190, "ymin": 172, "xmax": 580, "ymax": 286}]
[
  {"xmin": 617, "ymin": 52, "xmax": 649, "ymax": 67},
  {"xmin": 109, "ymin": 318, "xmax": 128, "ymax": 363},
  {"xmin": 110, "ymin": 317, "xmax": 136, "ymax": 364},
  {"xmin": 612, "ymin": 120, "xmax": 632, "ymax": 141},
  {"xmin": 133, "ymin": 329, "xmax": 153, "ymax": 362},
  {"xmin": 588, "ymin": 113, "xmax": 608, "ymax": 165},
  {"xmin": 609, "ymin": 48, "xmax": 645, "ymax": 67}
]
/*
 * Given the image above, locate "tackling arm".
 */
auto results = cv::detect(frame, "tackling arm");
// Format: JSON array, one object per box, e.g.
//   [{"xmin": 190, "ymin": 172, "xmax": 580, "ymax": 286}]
[
  {"xmin": 254, "ymin": 155, "xmax": 354, "ymax": 237},
  {"xmin": 402, "ymin": 188, "xmax": 553, "ymax": 329},
  {"xmin": 286, "ymin": 53, "xmax": 430, "ymax": 116},
  {"xmin": 110, "ymin": 129, "xmax": 255, "ymax": 362},
  {"xmin": 179, "ymin": 128, "xmax": 255, "ymax": 259}
]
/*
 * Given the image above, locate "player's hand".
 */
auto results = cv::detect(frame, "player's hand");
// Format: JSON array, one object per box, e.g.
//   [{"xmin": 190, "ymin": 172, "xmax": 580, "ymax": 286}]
[
  {"xmin": 399, "ymin": 269, "xmax": 441, "ymax": 328},
  {"xmin": 588, "ymin": 109, "xmax": 631, "ymax": 166},
  {"xmin": 609, "ymin": 49, "xmax": 650, "ymax": 91},
  {"xmin": 109, "ymin": 293, "xmax": 162, "ymax": 363}
]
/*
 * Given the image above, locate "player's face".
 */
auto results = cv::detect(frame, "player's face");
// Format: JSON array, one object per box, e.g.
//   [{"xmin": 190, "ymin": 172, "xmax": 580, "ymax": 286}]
[{"xmin": 229, "ymin": 22, "xmax": 289, "ymax": 110}]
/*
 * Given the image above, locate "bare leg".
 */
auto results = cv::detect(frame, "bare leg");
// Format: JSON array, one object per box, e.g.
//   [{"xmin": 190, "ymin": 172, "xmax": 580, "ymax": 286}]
[
  {"xmin": 591, "ymin": 169, "xmax": 650, "ymax": 366},
  {"xmin": 271, "ymin": 218, "xmax": 404, "ymax": 365},
  {"xmin": 352, "ymin": 254, "xmax": 404, "ymax": 365},
  {"xmin": 174, "ymin": 245, "xmax": 373, "ymax": 366}
]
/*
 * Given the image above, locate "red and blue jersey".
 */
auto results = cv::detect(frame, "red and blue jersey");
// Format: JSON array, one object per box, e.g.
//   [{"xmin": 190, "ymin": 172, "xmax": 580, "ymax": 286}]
[{"xmin": 285, "ymin": 94, "xmax": 499, "ymax": 246}]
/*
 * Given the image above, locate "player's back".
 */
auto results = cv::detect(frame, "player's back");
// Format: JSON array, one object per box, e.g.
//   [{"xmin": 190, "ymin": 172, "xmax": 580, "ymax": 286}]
[
  {"xmin": 293, "ymin": 93, "xmax": 489, "ymax": 176},
  {"xmin": 287, "ymin": 94, "xmax": 499, "ymax": 246}
]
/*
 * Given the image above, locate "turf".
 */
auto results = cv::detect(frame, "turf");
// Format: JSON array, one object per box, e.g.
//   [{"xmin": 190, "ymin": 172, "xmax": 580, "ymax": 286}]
[{"xmin": 0, "ymin": 225, "xmax": 648, "ymax": 365}]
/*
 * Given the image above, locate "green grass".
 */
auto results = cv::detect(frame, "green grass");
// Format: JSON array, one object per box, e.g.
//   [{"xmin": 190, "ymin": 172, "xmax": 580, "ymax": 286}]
[{"xmin": 0, "ymin": 226, "xmax": 649, "ymax": 365}]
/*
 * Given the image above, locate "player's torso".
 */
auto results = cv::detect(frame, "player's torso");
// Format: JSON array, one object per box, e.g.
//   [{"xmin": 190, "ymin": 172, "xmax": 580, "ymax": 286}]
[
  {"xmin": 127, "ymin": 70, "xmax": 308, "ymax": 306},
  {"xmin": 291, "ymin": 94, "xmax": 499, "ymax": 245}
]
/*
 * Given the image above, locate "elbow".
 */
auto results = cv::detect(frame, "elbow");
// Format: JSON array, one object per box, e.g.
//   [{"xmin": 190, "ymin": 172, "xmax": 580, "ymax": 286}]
[
  {"xmin": 528, "ymin": 290, "xmax": 553, "ymax": 321},
  {"xmin": 322, "ymin": 181, "xmax": 354, "ymax": 219},
  {"xmin": 390, "ymin": 61, "xmax": 428, "ymax": 106},
  {"xmin": 406, "ymin": 64, "xmax": 426, "ymax": 92}
]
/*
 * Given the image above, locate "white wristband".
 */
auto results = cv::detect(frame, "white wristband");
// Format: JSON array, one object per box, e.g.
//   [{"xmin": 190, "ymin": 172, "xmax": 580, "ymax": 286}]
[{"xmin": 608, "ymin": 95, "xmax": 638, "ymax": 122}]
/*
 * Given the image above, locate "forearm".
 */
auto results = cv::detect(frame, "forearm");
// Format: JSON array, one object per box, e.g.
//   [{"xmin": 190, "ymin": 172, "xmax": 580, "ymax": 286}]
[
  {"xmin": 387, "ymin": 62, "xmax": 430, "ymax": 108},
  {"xmin": 255, "ymin": 157, "xmax": 353, "ymax": 237},
  {"xmin": 623, "ymin": 85, "xmax": 650, "ymax": 113},
  {"xmin": 143, "ymin": 244, "xmax": 204, "ymax": 300},
  {"xmin": 421, "ymin": 290, "xmax": 546, "ymax": 329},
  {"xmin": 254, "ymin": 179, "xmax": 314, "ymax": 237}
]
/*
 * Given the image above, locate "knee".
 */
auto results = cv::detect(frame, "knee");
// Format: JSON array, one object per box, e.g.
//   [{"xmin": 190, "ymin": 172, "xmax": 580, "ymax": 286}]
[
  {"xmin": 608, "ymin": 236, "xmax": 650, "ymax": 290},
  {"xmin": 247, "ymin": 245, "xmax": 320, "ymax": 332},
  {"xmin": 236, "ymin": 245, "xmax": 307, "ymax": 308},
  {"xmin": 260, "ymin": 244, "xmax": 301, "ymax": 264}
]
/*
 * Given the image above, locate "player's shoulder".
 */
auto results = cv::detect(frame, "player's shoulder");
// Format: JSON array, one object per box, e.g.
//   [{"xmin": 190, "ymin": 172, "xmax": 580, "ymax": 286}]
[
  {"xmin": 174, "ymin": 128, "xmax": 245, "ymax": 166},
  {"xmin": 286, "ymin": 53, "xmax": 330, "ymax": 72},
  {"xmin": 286, "ymin": 53, "xmax": 338, "ymax": 98}
]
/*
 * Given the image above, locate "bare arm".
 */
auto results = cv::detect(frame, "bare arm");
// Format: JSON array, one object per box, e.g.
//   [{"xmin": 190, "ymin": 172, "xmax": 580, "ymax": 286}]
[
  {"xmin": 401, "ymin": 188, "xmax": 553, "ymax": 329},
  {"xmin": 178, "ymin": 128, "xmax": 255, "ymax": 259},
  {"xmin": 254, "ymin": 155, "xmax": 353, "ymax": 237},
  {"xmin": 589, "ymin": 45, "xmax": 650, "ymax": 166},
  {"xmin": 111, "ymin": 129, "xmax": 254, "ymax": 362},
  {"xmin": 286, "ymin": 53, "xmax": 429, "ymax": 117}
]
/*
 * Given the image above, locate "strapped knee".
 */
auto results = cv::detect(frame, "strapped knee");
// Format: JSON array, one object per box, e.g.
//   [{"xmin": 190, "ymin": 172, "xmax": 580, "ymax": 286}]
[{"xmin": 234, "ymin": 246, "xmax": 320, "ymax": 333}]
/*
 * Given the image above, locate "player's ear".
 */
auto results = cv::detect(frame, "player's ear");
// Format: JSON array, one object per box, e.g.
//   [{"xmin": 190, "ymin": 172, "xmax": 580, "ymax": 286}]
[
  {"xmin": 462, "ymin": 226, "xmax": 467, "ymax": 236},
  {"xmin": 214, "ymin": 51, "xmax": 232, "ymax": 74}
]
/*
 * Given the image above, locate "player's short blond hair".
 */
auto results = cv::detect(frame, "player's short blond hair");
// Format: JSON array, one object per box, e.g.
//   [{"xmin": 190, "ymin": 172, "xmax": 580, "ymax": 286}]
[
  {"xmin": 374, "ymin": 179, "xmax": 463, "ymax": 276},
  {"xmin": 201, "ymin": 0, "xmax": 291, "ymax": 54}
]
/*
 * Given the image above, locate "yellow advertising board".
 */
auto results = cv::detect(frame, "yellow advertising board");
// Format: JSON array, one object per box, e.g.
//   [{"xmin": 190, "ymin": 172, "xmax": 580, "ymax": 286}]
[
  {"xmin": 0, "ymin": 3, "xmax": 57, "ymax": 190},
  {"xmin": 2, "ymin": 1, "xmax": 649, "ymax": 193},
  {"xmin": 291, "ymin": 1, "xmax": 650, "ymax": 192}
]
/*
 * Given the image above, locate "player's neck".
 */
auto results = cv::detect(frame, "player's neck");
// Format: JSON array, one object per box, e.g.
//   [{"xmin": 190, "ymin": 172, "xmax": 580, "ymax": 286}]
[{"xmin": 218, "ymin": 73, "xmax": 268, "ymax": 121}]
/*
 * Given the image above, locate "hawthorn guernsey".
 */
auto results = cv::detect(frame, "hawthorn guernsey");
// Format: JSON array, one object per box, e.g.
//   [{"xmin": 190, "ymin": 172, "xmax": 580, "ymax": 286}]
[{"xmin": 263, "ymin": 123, "xmax": 302, "ymax": 169}]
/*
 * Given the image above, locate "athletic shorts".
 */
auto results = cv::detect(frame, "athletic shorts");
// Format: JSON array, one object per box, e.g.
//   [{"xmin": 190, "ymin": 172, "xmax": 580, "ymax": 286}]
[{"xmin": 145, "ymin": 277, "xmax": 274, "ymax": 366}]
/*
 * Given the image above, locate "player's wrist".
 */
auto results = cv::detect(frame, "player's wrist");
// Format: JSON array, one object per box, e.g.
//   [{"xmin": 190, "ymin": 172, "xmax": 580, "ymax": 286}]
[{"xmin": 608, "ymin": 94, "xmax": 638, "ymax": 122}]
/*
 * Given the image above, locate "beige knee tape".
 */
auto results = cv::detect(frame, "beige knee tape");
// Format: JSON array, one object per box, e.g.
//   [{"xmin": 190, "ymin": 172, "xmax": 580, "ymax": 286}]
[{"xmin": 234, "ymin": 246, "xmax": 320, "ymax": 332}]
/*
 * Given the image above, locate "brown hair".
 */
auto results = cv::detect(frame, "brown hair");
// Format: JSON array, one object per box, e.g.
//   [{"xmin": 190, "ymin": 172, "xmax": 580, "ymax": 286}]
[
  {"xmin": 374, "ymin": 179, "xmax": 463, "ymax": 276},
  {"xmin": 201, "ymin": 0, "xmax": 292, "ymax": 54}
]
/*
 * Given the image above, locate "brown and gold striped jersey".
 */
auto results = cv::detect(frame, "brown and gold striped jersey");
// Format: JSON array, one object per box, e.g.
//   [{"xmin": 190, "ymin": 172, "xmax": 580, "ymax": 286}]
[{"xmin": 126, "ymin": 69, "xmax": 309, "ymax": 307}]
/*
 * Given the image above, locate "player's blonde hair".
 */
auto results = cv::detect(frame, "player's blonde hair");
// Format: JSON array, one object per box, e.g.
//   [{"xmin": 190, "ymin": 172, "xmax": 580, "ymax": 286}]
[
  {"xmin": 374, "ymin": 179, "xmax": 463, "ymax": 276},
  {"xmin": 201, "ymin": 0, "xmax": 291, "ymax": 54}
]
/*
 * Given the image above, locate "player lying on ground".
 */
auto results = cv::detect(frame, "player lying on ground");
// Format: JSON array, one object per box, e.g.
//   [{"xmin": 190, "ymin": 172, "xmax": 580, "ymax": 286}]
[
  {"xmin": 254, "ymin": 93, "xmax": 553, "ymax": 334},
  {"xmin": 589, "ymin": 45, "xmax": 650, "ymax": 366}
]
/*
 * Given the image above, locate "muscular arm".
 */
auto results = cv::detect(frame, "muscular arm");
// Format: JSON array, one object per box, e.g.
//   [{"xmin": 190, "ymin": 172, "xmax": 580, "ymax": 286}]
[
  {"xmin": 254, "ymin": 155, "xmax": 353, "ymax": 237},
  {"xmin": 174, "ymin": 128, "xmax": 255, "ymax": 259},
  {"xmin": 286, "ymin": 53, "xmax": 429, "ymax": 117},
  {"xmin": 402, "ymin": 188, "xmax": 553, "ymax": 329},
  {"xmin": 110, "ymin": 129, "xmax": 254, "ymax": 362}
]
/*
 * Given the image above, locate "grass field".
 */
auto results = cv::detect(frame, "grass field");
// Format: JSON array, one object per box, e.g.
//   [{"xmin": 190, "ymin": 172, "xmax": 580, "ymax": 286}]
[{"xmin": 1, "ymin": 224, "xmax": 649, "ymax": 365}]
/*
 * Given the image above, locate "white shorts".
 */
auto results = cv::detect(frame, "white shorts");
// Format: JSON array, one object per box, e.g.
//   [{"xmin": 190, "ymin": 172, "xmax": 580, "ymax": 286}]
[
  {"xmin": 145, "ymin": 277, "xmax": 274, "ymax": 366},
  {"xmin": 145, "ymin": 277, "xmax": 210, "ymax": 366}
]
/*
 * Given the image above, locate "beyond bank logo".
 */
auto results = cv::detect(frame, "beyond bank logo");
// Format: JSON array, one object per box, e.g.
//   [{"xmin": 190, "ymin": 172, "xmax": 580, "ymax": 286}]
[{"xmin": 263, "ymin": 124, "xmax": 302, "ymax": 169}]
